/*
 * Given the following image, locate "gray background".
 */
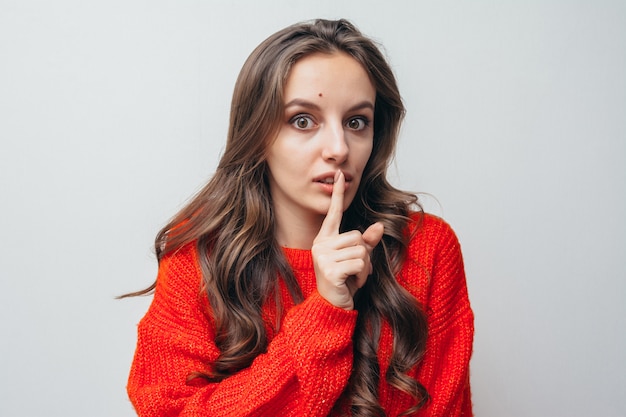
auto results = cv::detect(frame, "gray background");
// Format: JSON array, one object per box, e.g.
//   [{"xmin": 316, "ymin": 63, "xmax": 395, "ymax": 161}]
[{"xmin": 1, "ymin": 1, "xmax": 624, "ymax": 416}]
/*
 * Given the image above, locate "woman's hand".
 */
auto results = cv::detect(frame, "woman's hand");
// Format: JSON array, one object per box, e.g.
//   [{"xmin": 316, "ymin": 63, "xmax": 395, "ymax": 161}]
[{"xmin": 312, "ymin": 171, "xmax": 384, "ymax": 310}]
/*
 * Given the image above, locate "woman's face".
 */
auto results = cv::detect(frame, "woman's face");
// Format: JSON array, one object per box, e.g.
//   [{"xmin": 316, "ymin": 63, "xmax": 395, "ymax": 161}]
[{"xmin": 266, "ymin": 51, "xmax": 376, "ymax": 225}]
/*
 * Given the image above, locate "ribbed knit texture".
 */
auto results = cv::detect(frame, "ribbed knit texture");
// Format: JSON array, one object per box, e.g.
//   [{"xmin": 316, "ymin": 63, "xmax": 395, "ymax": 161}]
[{"xmin": 127, "ymin": 214, "xmax": 474, "ymax": 416}]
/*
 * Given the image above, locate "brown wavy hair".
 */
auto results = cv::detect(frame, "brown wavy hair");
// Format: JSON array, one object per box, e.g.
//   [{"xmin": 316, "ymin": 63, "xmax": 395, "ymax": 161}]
[{"xmin": 127, "ymin": 19, "xmax": 429, "ymax": 416}]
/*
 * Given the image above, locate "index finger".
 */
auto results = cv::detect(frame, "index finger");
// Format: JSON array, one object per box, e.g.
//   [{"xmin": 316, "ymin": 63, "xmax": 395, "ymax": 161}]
[{"xmin": 318, "ymin": 170, "xmax": 345, "ymax": 236}]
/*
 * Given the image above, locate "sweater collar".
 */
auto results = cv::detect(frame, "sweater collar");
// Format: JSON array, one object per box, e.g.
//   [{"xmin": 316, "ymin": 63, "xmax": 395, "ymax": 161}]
[{"xmin": 281, "ymin": 247, "xmax": 313, "ymax": 270}]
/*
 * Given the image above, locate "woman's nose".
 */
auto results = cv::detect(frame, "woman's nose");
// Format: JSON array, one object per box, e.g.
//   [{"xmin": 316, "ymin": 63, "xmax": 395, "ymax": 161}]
[{"xmin": 321, "ymin": 123, "xmax": 349, "ymax": 163}]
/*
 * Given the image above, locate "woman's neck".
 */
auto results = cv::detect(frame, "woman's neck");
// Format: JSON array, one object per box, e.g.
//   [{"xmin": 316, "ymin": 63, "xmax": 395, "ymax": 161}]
[{"xmin": 273, "ymin": 208, "xmax": 324, "ymax": 250}]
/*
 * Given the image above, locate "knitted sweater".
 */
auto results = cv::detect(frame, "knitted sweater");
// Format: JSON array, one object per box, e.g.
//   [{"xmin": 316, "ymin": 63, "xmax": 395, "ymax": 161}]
[{"xmin": 127, "ymin": 214, "xmax": 474, "ymax": 416}]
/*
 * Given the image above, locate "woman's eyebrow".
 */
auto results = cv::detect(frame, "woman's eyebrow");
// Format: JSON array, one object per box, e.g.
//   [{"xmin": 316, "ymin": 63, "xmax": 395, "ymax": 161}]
[
  {"xmin": 284, "ymin": 99, "xmax": 321, "ymax": 111},
  {"xmin": 347, "ymin": 101, "xmax": 375, "ymax": 113},
  {"xmin": 284, "ymin": 99, "xmax": 374, "ymax": 112}
]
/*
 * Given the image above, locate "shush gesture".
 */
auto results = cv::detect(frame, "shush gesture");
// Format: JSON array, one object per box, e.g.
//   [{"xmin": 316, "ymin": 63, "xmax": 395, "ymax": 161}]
[{"xmin": 312, "ymin": 170, "xmax": 385, "ymax": 310}]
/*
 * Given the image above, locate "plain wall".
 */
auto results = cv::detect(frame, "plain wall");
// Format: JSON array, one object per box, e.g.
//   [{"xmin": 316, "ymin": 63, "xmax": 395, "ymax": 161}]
[{"xmin": 1, "ymin": 1, "xmax": 624, "ymax": 416}]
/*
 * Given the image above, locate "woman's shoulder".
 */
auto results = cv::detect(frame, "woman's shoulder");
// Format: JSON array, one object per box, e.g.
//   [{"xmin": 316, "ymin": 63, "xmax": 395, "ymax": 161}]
[
  {"xmin": 155, "ymin": 241, "xmax": 203, "ymax": 300},
  {"xmin": 403, "ymin": 211, "xmax": 463, "ymax": 269},
  {"xmin": 407, "ymin": 211, "xmax": 459, "ymax": 244},
  {"xmin": 140, "ymin": 239, "xmax": 214, "ymax": 338},
  {"xmin": 398, "ymin": 212, "xmax": 466, "ymax": 300}
]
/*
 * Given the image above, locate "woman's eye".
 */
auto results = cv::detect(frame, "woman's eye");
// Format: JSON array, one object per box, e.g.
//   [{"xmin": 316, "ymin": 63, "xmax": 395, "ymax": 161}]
[
  {"xmin": 291, "ymin": 115, "xmax": 314, "ymax": 130},
  {"xmin": 346, "ymin": 117, "xmax": 368, "ymax": 131}
]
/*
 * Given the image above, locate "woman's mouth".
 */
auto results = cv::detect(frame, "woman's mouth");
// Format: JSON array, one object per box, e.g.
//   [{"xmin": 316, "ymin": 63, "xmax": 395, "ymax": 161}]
[
  {"xmin": 314, "ymin": 172, "xmax": 352, "ymax": 194},
  {"xmin": 313, "ymin": 172, "xmax": 353, "ymax": 184}
]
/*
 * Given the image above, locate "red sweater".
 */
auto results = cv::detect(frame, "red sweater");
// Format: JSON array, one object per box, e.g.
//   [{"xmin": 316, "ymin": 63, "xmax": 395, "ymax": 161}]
[{"xmin": 128, "ymin": 214, "xmax": 474, "ymax": 416}]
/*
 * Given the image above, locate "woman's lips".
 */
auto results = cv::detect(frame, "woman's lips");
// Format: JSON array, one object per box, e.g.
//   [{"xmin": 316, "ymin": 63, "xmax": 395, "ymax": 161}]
[
  {"xmin": 312, "ymin": 171, "xmax": 353, "ymax": 183},
  {"xmin": 313, "ymin": 172, "xmax": 352, "ymax": 194}
]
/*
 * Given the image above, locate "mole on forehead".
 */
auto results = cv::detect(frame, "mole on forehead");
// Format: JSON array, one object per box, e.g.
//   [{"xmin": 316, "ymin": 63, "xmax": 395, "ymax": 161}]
[{"xmin": 318, "ymin": 93, "xmax": 323, "ymax": 97}]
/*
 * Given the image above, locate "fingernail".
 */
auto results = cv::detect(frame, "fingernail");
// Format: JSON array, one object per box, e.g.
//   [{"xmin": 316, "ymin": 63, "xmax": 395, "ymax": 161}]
[{"xmin": 334, "ymin": 170, "xmax": 341, "ymax": 182}]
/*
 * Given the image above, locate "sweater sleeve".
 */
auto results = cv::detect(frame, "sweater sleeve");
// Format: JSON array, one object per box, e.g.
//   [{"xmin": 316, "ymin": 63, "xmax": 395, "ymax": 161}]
[
  {"xmin": 413, "ymin": 218, "xmax": 474, "ymax": 417},
  {"xmin": 127, "ymin": 243, "xmax": 357, "ymax": 417}
]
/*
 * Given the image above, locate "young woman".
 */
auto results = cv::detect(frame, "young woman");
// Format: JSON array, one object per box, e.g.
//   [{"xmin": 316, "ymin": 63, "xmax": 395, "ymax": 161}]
[{"xmin": 126, "ymin": 19, "xmax": 474, "ymax": 417}]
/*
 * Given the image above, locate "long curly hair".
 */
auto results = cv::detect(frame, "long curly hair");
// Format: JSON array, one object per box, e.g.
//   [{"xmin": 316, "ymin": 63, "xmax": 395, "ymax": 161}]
[{"xmin": 129, "ymin": 19, "xmax": 429, "ymax": 415}]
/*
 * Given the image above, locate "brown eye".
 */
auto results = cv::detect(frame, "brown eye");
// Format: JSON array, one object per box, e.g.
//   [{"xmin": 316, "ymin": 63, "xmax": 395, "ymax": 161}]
[
  {"xmin": 347, "ymin": 117, "xmax": 367, "ymax": 131},
  {"xmin": 291, "ymin": 115, "xmax": 314, "ymax": 130}
]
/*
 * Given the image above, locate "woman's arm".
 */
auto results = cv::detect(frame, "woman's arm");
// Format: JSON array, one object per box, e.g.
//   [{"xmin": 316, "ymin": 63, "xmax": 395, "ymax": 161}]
[
  {"xmin": 127, "ymin": 243, "xmax": 357, "ymax": 417},
  {"xmin": 409, "ymin": 217, "xmax": 474, "ymax": 417}
]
